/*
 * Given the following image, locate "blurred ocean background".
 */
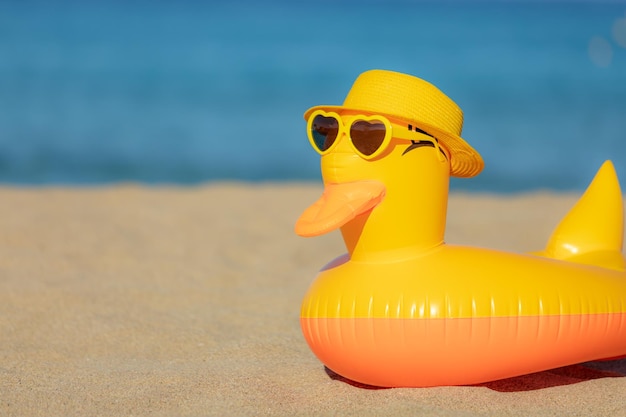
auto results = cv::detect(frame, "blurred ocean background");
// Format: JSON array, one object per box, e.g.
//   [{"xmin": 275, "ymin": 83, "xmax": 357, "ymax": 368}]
[{"xmin": 1, "ymin": 0, "xmax": 625, "ymax": 192}]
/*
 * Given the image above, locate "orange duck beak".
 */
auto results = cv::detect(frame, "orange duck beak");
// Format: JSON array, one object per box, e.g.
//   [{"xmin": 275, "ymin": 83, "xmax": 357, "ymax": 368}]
[{"xmin": 294, "ymin": 181, "xmax": 386, "ymax": 237}]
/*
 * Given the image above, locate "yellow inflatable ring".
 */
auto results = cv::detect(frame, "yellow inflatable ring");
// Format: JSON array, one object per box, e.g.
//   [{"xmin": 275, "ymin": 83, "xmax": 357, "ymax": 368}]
[{"xmin": 295, "ymin": 70, "xmax": 626, "ymax": 388}]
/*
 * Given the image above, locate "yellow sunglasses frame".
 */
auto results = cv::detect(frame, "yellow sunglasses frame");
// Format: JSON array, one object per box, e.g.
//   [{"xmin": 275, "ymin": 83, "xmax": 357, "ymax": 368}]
[{"xmin": 306, "ymin": 110, "xmax": 444, "ymax": 161}]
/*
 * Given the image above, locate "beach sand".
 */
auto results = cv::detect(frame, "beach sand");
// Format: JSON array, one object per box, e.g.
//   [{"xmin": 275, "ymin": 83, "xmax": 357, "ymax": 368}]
[{"xmin": 1, "ymin": 184, "xmax": 624, "ymax": 416}]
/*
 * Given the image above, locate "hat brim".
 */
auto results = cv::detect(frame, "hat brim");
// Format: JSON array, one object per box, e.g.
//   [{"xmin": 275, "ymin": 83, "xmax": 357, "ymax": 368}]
[{"xmin": 304, "ymin": 105, "xmax": 484, "ymax": 178}]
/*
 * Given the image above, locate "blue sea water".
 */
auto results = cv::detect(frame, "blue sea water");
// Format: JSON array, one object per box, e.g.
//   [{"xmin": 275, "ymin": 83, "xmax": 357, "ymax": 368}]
[{"xmin": 1, "ymin": 0, "xmax": 625, "ymax": 191}]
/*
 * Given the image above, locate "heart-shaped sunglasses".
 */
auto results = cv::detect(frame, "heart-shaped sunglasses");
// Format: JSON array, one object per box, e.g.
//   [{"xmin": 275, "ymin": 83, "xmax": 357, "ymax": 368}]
[{"xmin": 306, "ymin": 110, "xmax": 445, "ymax": 161}]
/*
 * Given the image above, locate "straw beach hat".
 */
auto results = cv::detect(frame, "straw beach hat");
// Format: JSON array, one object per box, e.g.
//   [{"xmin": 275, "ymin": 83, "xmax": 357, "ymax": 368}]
[{"xmin": 304, "ymin": 70, "xmax": 484, "ymax": 178}]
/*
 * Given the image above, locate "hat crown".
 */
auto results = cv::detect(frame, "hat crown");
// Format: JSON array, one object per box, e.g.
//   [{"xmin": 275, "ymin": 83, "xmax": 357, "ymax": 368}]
[{"xmin": 342, "ymin": 70, "xmax": 464, "ymax": 137}]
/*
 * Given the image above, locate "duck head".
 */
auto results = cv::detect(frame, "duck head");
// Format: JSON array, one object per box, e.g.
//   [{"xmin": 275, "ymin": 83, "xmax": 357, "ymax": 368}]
[{"xmin": 295, "ymin": 70, "xmax": 484, "ymax": 262}]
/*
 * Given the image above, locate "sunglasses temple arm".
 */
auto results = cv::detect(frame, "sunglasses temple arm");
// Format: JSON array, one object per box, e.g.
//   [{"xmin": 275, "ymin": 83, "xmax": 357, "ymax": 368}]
[{"xmin": 434, "ymin": 140, "xmax": 446, "ymax": 162}]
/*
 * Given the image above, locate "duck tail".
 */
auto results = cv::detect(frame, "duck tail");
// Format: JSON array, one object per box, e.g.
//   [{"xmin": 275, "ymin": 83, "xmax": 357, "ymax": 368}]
[{"xmin": 534, "ymin": 160, "xmax": 625, "ymax": 271}]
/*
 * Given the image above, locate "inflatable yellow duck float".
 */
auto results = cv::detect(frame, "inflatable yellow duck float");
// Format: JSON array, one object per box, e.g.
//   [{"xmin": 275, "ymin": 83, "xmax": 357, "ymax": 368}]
[{"xmin": 295, "ymin": 69, "xmax": 626, "ymax": 388}]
